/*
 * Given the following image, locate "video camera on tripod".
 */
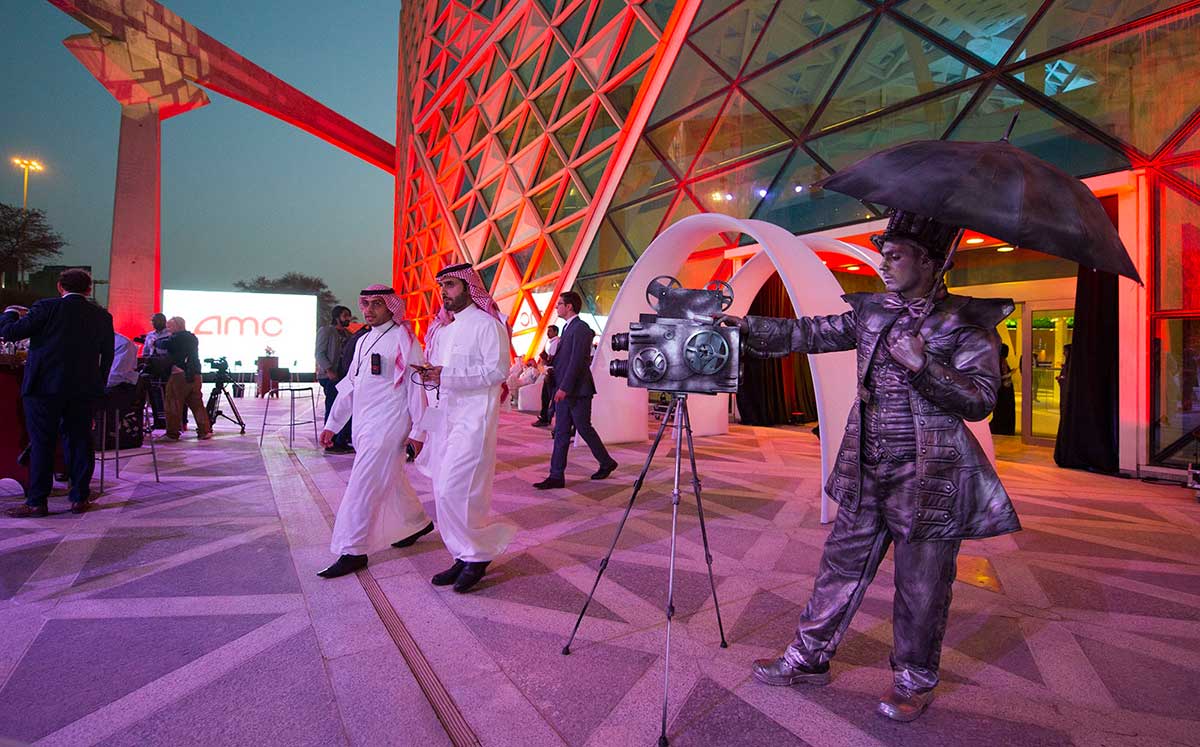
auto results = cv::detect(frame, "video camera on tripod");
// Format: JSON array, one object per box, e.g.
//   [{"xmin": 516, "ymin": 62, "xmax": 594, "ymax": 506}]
[
  {"xmin": 203, "ymin": 356, "xmax": 246, "ymax": 434},
  {"xmin": 204, "ymin": 355, "xmax": 232, "ymax": 379},
  {"xmin": 608, "ymin": 275, "xmax": 742, "ymax": 394}
]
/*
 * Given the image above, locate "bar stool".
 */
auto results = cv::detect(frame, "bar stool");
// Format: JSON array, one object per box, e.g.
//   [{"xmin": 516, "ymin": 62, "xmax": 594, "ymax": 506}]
[
  {"xmin": 97, "ymin": 374, "xmax": 160, "ymax": 493},
  {"xmin": 259, "ymin": 367, "xmax": 317, "ymax": 448}
]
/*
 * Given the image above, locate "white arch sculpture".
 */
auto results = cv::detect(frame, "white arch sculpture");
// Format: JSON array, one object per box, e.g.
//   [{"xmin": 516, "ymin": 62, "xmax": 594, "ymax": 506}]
[{"xmin": 589, "ymin": 213, "xmax": 996, "ymax": 522}]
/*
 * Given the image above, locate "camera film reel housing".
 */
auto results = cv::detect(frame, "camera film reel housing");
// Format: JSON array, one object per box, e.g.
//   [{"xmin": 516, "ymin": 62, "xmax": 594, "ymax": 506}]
[{"xmin": 609, "ymin": 276, "xmax": 742, "ymax": 394}]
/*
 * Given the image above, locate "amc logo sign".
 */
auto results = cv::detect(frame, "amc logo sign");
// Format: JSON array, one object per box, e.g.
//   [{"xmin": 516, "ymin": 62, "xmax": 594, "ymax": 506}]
[{"xmin": 195, "ymin": 315, "xmax": 284, "ymax": 337}]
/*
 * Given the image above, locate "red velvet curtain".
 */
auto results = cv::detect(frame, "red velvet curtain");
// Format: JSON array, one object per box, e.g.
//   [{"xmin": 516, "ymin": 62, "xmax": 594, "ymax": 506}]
[{"xmin": 737, "ymin": 273, "xmax": 818, "ymax": 425}]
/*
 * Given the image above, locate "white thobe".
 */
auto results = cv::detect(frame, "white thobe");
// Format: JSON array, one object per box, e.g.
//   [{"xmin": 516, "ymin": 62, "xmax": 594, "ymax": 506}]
[
  {"xmin": 324, "ymin": 321, "xmax": 430, "ymax": 556},
  {"xmin": 418, "ymin": 304, "xmax": 516, "ymax": 562}
]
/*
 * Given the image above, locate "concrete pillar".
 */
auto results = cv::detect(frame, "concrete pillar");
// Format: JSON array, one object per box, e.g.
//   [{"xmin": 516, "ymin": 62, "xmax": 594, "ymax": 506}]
[
  {"xmin": 107, "ymin": 104, "xmax": 162, "ymax": 338},
  {"xmin": 63, "ymin": 31, "xmax": 209, "ymax": 337}
]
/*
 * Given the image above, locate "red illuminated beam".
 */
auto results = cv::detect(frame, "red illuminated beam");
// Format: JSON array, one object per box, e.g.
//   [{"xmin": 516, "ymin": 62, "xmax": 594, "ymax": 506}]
[{"xmin": 47, "ymin": 0, "xmax": 396, "ymax": 173}]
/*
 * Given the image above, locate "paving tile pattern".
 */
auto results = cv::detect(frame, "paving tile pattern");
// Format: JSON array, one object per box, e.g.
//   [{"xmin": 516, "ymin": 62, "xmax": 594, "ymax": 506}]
[
  {"xmin": 0, "ymin": 413, "xmax": 446, "ymax": 746},
  {"xmin": 353, "ymin": 410, "xmax": 1200, "ymax": 746},
  {"xmin": 1, "ymin": 401, "xmax": 1198, "ymax": 746}
]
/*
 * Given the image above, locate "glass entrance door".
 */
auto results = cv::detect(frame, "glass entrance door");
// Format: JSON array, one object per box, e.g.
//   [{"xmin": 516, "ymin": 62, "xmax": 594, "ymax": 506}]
[{"xmin": 1022, "ymin": 302, "xmax": 1075, "ymax": 445}]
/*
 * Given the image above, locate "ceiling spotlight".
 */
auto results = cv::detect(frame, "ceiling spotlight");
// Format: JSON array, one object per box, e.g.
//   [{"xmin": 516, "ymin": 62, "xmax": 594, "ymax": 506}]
[
  {"xmin": 756, "ymin": 188, "xmax": 768, "ymax": 198},
  {"xmin": 724, "ymin": 193, "xmax": 733, "ymax": 201},
  {"xmin": 965, "ymin": 237, "xmax": 985, "ymax": 245},
  {"xmin": 794, "ymin": 185, "xmax": 804, "ymax": 193},
  {"xmin": 710, "ymin": 191, "xmax": 723, "ymax": 201},
  {"xmin": 996, "ymin": 245, "xmax": 1015, "ymax": 253},
  {"xmin": 845, "ymin": 264, "xmax": 861, "ymax": 271}
]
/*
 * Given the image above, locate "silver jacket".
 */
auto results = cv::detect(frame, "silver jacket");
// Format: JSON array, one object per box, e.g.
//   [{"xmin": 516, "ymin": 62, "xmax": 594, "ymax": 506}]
[{"xmin": 746, "ymin": 292, "xmax": 1021, "ymax": 541}]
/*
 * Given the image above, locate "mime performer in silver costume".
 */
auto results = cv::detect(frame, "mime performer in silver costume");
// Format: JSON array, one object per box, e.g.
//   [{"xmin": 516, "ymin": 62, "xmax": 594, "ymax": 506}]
[{"xmin": 717, "ymin": 210, "xmax": 1021, "ymax": 722}]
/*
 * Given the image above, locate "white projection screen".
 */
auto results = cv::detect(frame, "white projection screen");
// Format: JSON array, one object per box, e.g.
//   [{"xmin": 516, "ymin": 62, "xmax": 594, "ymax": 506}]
[{"xmin": 161, "ymin": 289, "xmax": 317, "ymax": 374}]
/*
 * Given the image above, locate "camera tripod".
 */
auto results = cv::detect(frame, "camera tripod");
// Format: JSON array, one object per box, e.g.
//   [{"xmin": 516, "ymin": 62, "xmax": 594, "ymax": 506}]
[
  {"xmin": 205, "ymin": 376, "xmax": 246, "ymax": 434},
  {"xmin": 562, "ymin": 392, "xmax": 727, "ymax": 747}
]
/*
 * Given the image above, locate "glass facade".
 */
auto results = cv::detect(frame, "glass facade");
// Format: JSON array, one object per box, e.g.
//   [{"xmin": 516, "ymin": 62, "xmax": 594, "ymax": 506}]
[
  {"xmin": 397, "ymin": 0, "xmax": 1200, "ymax": 464},
  {"xmin": 397, "ymin": 0, "xmax": 669, "ymax": 354}
]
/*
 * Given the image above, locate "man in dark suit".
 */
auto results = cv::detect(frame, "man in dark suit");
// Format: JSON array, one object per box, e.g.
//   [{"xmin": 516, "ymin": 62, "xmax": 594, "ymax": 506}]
[
  {"xmin": 0, "ymin": 268, "xmax": 114, "ymax": 516},
  {"xmin": 534, "ymin": 291, "xmax": 617, "ymax": 490}
]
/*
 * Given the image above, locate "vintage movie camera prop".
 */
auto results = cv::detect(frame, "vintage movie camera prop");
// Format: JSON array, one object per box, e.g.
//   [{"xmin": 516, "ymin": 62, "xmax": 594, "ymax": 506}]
[
  {"xmin": 608, "ymin": 276, "xmax": 741, "ymax": 394},
  {"xmin": 567, "ymin": 274, "xmax": 735, "ymax": 747}
]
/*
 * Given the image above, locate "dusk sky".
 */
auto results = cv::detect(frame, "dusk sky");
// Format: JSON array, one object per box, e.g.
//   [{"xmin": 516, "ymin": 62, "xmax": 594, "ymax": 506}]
[{"xmin": 2, "ymin": 0, "xmax": 401, "ymax": 320}]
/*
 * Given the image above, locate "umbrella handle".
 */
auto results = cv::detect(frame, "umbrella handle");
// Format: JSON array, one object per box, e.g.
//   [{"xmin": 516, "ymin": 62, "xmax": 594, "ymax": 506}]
[
  {"xmin": 1002, "ymin": 112, "xmax": 1020, "ymax": 141},
  {"xmin": 914, "ymin": 228, "xmax": 964, "ymax": 327}
]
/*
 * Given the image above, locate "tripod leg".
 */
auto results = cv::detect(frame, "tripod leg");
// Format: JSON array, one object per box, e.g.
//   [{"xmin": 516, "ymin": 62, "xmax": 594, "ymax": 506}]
[
  {"xmin": 563, "ymin": 397, "xmax": 677, "ymax": 656},
  {"xmin": 681, "ymin": 403, "xmax": 728, "ymax": 648},
  {"xmin": 659, "ymin": 395, "xmax": 686, "ymax": 747},
  {"xmin": 224, "ymin": 390, "xmax": 246, "ymax": 433}
]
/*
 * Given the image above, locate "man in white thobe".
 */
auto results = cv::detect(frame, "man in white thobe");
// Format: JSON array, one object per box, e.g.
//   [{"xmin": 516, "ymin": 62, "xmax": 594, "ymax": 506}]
[
  {"xmin": 317, "ymin": 285, "xmax": 434, "ymax": 579},
  {"xmin": 414, "ymin": 263, "xmax": 515, "ymax": 593}
]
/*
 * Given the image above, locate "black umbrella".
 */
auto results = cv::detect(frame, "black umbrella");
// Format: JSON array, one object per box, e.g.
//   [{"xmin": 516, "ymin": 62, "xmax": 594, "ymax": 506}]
[{"xmin": 816, "ymin": 136, "xmax": 1141, "ymax": 284}]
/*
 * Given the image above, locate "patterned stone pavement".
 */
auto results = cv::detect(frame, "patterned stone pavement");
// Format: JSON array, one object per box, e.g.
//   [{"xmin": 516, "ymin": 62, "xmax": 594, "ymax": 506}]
[{"xmin": 1, "ymin": 398, "xmax": 1198, "ymax": 746}]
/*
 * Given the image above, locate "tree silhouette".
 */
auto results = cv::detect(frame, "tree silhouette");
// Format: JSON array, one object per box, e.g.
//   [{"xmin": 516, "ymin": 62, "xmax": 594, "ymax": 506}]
[
  {"xmin": 0, "ymin": 203, "xmax": 66, "ymax": 283},
  {"xmin": 234, "ymin": 272, "xmax": 340, "ymax": 327}
]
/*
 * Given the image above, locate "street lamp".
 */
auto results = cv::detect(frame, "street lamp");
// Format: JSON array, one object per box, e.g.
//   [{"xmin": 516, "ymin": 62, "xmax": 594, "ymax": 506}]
[
  {"xmin": 8, "ymin": 157, "xmax": 45, "ymax": 289},
  {"xmin": 11, "ymin": 157, "xmax": 44, "ymax": 211}
]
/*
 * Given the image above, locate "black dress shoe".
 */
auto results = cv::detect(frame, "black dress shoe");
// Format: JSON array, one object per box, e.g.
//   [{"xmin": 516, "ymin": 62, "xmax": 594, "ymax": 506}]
[
  {"xmin": 432, "ymin": 559, "xmax": 466, "ymax": 586},
  {"xmin": 317, "ymin": 554, "xmax": 368, "ymax": 578},
  {"xmin": 531, "ymin": 419, "xmax": 551, "ymax": 427},
  {"xmin": 391, "ymin": 521, "xmax": 434, "ymax": 548},
  {"xmin": 453, "ymin": 561, "xmax": 490, "ymax": 593},
  {"xmin": 752, "ymin": 657, "xmax": 831, "ymax": 686},
  {"xmin": 591, "ymin": 461, "xmax": 618, "ymax": 480},
  {"xmin": 6, "ymin": 504, "xmax": 49, "ymax": 518},
  {"xmin": 70, "ymin": 501, "xmax": 91, "ymax": 515},
  {"xmin": 534, "ymin": 477, "xmax": 565, "ymax": 490}
]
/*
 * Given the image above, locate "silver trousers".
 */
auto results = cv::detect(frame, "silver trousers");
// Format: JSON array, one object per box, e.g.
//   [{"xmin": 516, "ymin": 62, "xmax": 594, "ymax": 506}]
[{"xmin": 785, "ymin": 459, "xmax": 960, "ymax": 693}]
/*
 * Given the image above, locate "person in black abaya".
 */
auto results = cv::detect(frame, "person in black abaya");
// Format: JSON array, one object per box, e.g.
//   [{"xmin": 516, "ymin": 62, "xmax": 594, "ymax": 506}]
[{"xmin": 990, "ymin": 342, "xmax": 1016, "ymax": 435}]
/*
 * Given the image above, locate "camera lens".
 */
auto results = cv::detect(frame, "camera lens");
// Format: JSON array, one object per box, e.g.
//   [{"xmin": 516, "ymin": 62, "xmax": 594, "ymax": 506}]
[
  {"xmin": 611, "ymin": 332, "xmax": 630, "ymax": 352},
  {"xmin": 609, "ymin": 359, "xmax": 629, "ymax": 379}
]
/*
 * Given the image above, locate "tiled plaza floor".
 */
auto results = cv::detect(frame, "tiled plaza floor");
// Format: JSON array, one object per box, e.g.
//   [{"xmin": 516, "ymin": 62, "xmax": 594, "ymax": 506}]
[{"xmin": 1, "ymin": 397, "xmax": 1198, "ymax": 746}]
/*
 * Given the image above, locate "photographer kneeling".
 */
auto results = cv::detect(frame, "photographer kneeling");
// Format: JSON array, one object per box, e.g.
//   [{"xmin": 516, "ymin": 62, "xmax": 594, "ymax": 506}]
[{"xmin": 159, "ymin": 316, "xmax": 212, "ymax": 440}]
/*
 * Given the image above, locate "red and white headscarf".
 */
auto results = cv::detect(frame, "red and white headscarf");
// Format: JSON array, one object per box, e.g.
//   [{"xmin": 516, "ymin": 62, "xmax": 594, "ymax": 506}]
[
  {"xmin": 358, "ymin": 284, "xmax": 416, "ymax": 388},
  {"xmin": 425, "ymin": 263, "xmax": 509, "ymax": 347},
  {"xmin": 426, "ymin": 263, "xmax": 512, "ymax": 400}
]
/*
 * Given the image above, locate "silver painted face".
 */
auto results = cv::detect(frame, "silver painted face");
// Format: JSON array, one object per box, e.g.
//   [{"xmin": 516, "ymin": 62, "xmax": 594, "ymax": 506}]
[{"xmin": 878, "ymin": 240, "xmax": 935, "ymax": 298}]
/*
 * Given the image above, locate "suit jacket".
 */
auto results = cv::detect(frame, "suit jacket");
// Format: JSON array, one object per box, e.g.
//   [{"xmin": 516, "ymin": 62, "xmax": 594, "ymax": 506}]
[
  {"xmin": 315, "ymin": 323, "xmax": 350, "ymax": 377},
  {"xmin": 337, "ymin": 326, "xmax": 369, "ymax": 380},
  {"xmin": 552, "ymin": 317, "xmax": 596, "ymax": 398},
  {"xmin": 0, "ymin": 294, "xmax": 115, "ymax": 398},
  {"xmin": 746, "ymin": 292, "xmax": 1020, "ymax": 542}
]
